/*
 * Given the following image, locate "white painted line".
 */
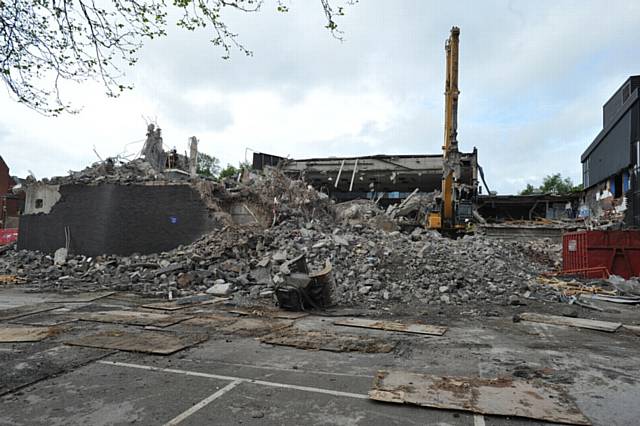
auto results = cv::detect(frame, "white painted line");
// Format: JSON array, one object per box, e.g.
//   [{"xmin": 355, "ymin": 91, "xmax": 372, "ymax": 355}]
[
  {"xmin": 473, "ymin": 414, "xmax": 486, "ymax": 426},
  {"xmin": 184, "ymin": 358, "xmax": 373, "ymax": 379},
  {"xmin": 98, "ymin": 360, "xmax": 369, "ymax": 400},
  {"xmin": 163, "ymin": 380, "xmax": 241, "ymax": 426}
]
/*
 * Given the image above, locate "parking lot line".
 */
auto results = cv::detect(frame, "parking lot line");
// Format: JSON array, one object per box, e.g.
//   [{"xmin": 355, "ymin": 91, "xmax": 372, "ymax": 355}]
[
  {"xmin": 163, "ymin": 380, "xmax": 241, "ymax": 425},
  {"xmin": 98, "ymin": 360, "xmax": 369, "ymax": 400}
]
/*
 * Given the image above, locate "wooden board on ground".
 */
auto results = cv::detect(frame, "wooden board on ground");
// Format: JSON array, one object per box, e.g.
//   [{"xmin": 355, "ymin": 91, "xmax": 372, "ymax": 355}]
[
  {"xmin": 623, "ymin": 324, "xmax": 640, "ymax": 335},
  {"xmin": 518, "ymin": 312, "xmax": 621, "ymax": 332},
  {"xmin": 0, "ymin": 326, "xmax": 52, "ymax": 342},
  {"xmin": 76, "ymin": 310, "xmax": 191, "ymax": 327},
  {"xmin": 184, "ymin": 315, "xmax": 292, "ymax": 337},
  {"xmin": 0, "ymin": 304, "xmax": 61, "ymax": 322},
  {"xmin": 261, "ymin": 328, "xmax": 396, "ymax": 353},
  {"xmin": 226, "ymin": 307, "xmax": 309, "ymax": 320},
  {"xmin": 334, "ymin": 318, "xmax": 447, "ymax": 336},
  {"xmin": 142, "ymin": 297, "xmax": 228, "ymax": 311},
  {"xmin": 66, "ymin": 330, "xmax": 207, "ymax": 355},
  {"xmin": 58, "ymin": 291, "xmax": 115, "ymax": 303},
  {"xmin": 369, "ymin": 371, "xmax": 591, "ymax": 425},
  {"xmin": 10, "ymin": 311, "xmax": 76, "ymax": 326}
]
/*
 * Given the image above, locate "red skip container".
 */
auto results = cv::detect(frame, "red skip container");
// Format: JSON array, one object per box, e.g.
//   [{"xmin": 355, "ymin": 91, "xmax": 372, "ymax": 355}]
[
  {"xmin": 562, "ymin": 230, "xmax": 640, "ymax": 279},
  {"xmin": 0, "ymin": 228, "xmax": 18, "ymax": 246}
]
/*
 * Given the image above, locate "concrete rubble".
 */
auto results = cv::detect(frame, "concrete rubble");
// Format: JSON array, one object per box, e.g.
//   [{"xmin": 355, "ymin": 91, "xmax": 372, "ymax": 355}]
[{"xmin": 1, "ymin": 159, "xmax": 566, "ymax": 312}]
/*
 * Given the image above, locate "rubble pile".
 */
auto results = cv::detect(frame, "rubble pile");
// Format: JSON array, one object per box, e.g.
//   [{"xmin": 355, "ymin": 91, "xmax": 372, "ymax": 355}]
[
  {"xmin": 1, "ymin": 160, "xmax": 564, "ymax": 309},
  {"xmin": 1, "ymin": 183, "xmax": 560, "ymax": 310},
  {"xmin": 45, "ymin": 158, "xmax": 168, "ymax": 185}
]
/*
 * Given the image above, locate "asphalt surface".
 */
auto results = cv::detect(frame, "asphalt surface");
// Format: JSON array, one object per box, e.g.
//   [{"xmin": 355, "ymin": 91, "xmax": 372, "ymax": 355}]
[{"xmin": 0, "ymin": 288, "xmax": 639, "ymax": 426}]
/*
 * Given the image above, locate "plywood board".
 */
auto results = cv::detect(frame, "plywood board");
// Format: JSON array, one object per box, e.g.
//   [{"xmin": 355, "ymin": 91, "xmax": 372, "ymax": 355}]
[
  {"xmin": 226, "ymin": 307, "xmax": 309, "ymax": 320},
  {"xmin": 76, "ymin": 310, "xmax": 191, "ymax": 327},
  {"xmin": 142, "ymin": 297, "xmax": 229, "ymax": 311},
  {"xmin": 334, "ymin": 318, "xmax": 447, "ymax": 336},
  {"xmin": 260, "ymin": 329, "xmax": 395, "ymax": 353},
  {"xmin": 184, "ymin": 315, "xmax": 292, "ymax": 337},
  {"xmin": 10, "ymin": 312, "xmax": 76, "ymax": 326},
  {"xmin": 518, "ymin": 312, "xmax": 621, "ymax": 332},
  {"xmin": 370, "ymin": 371, "xmax": 591, "ymax": 425},
  {"xmin": 59, "ymin": 291, "xmax": 115, "ymax": 303},
  {"xmin": 0, "ymin": 326, "xmax": 52, "ymax": 342},
  {"xmin": 0, "ymin": 304, "xmax": 61, "ymax": 321},
  {"xmin": 66, "ymin": 330, "xmax": 207, "ymax": 355}
]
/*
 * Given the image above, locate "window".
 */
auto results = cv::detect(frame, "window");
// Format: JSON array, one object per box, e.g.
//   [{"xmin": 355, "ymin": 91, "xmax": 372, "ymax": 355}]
[{"xmin": 35, "ymin": 199, "xmax": 43, "ymax": 209}]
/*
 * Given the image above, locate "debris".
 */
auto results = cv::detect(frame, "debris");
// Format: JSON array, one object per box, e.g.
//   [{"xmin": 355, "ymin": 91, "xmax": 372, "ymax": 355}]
[
  {"xmin": 53, "ymin": 248, "xmax": 68, "ymax": 266},
  {"xmin": 579, "ymin": 294, "xmax": 640, "ymax": 304},
  {"xmin": 260, "ymin": 328, "xmax": 396, "ymax": 353},
  {"xmin": 516, "ymin": 312, "xmax": 621, "ymax": 332},
  {"xmin": 369, "ymin": 371, "xmax": 591, "ymax": 425},
  {"xmin": 333, "ymin": 318, "xmax": 447, "ymax": 336},
  {"xmin": 0, "ymin": 326, "xmax": 52, "ymax": 342},
  {"xmin": 607, "ymin": 274, "xmax": 640, "ymax": 296},
  {"xmin": 66, "ymin": 330, "xmax": 208, "ymax": 355},
  {"xmin": 0, "ymin": 274, "xmax": 26, "ymax": 284},
  {"xmin": 275, "ymin": 255, "xmax": 334, "ymax": 311},
  {"xmin": 206, "ymin": 283, "xmax": 234, "ymax": 296}
]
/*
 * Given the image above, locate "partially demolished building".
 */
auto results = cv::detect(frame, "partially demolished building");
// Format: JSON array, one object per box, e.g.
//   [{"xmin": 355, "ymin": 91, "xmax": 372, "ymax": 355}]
[
  {"xmin": 581, "ymin": 75, "xmax": 640, "ymax": 225},
  {"xmin": 16, "ymin": 125, "xmax": 259, "ymax": 256},
  {"xmin": 252, "ymin": 149, "xmax": 479, "ymax": 205}
]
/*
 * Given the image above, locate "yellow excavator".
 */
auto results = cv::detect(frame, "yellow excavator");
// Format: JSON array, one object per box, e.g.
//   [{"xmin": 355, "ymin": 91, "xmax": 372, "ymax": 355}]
[{"xmin": 427, "ymin": 26, "xmax": 474, "ymax": 233}]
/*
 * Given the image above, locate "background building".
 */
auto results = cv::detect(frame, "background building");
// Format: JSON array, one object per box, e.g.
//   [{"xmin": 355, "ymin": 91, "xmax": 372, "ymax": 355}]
[{"xmin": 581, "ymin": 76, "xmax": 640, "ymax": 225}]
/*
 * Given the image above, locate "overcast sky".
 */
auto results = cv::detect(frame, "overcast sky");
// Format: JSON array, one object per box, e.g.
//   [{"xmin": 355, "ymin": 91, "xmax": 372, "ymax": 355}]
[{"xmin": 2, "ymin": 0, "xmax": 640, "ymax": 194}]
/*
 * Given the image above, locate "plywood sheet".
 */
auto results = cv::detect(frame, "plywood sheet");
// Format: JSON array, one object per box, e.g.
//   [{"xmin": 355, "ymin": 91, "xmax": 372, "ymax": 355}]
[
  {"xmin": 334, "ymin": 318, "xmax": 447, "ymax": 336},
  {"xmin": 0, "ymin": 304, "xmax": 61, "ymax": 321},
  {"xmin": 142, "ymin": 297, "xmax": 228, "ymax": 311},
  {"xmin": 226, "ymin": 307, "xmax": 309, "ymax": 320},
  {"xmin": 66, "ymin": 330, "xmax": 207, "ymax": 355},
  {"xmin": 59, "ymin": 291, "xmax": 115, "ymax": 303},
  {"xmin": 261, "ymin": 329, "xmax": 395, "ymax": 353},
  {"xmin": 10, "ymin": 312, "xmax": 76, "ymax": 326},
  {"xmin": 184, "ymin": 315, "xmax": 292, "ymax": 337},
  {"xmin": 76, "ymin": 310, "xmax": 191, "ymax": 327},
  {"xmin": 518, "ymin": 312, "xmax": 621, "ymax": 332},
  {"xmin": 370, "ymin": 371, "xmax": 590, "ymax": 425},
  {"xmin": 0, "ymin": 326, "xmax": 52, "ymax": 342}
]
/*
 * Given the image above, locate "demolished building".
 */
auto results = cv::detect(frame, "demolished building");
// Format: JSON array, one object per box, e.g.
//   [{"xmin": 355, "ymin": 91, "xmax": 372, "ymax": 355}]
[
  {"xmin": 581, "ymin": 75, "xmax": 640, "ymax": 225},
  {"xmin": 252, "ymin": 150, "xmax": 479, "ymax": 205},
  {"xmin": 16, "ymin": 125, "xmax": 265, "ymax": 256}
]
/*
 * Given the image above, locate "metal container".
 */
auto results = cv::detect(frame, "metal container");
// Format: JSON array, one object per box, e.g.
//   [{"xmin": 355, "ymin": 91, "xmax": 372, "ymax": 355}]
[{"xmin": 563, "ymin": 230, "xmax": 640, "ymax": 279}]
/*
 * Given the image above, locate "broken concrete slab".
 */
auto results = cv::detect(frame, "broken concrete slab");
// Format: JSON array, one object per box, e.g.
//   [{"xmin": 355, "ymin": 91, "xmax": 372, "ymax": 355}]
[
  {"xmin": 260, "ymin": 328, "xmax": 396, "ymax": 353},
  {"xmin": 369, "ymin": 371, "xmax": 591, "ymax": 425},
  {"xmin": 66, "ymin": 330, "xmax": 208, "ymax": 355},
  {"xmin": 517, "ymin": 312, "xmax": 621, "ymax": 332},
  {"xmin": 333, "ymin": 318, "xmax": 447, "ymax": 336},
  {"xmin": 75, "ymin": 310, "xmax": 192, "ymax": 327},
  {"xmin": 0, "ymin": 303, "xmax": 61, "ymax": 321},
  {"xmin": 206, "ymin": 283, "xmax": 234, "ymax": 296},
  {"xmin": 0, "ymin": 325, "xmax": 52, "ymax": 342}
]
